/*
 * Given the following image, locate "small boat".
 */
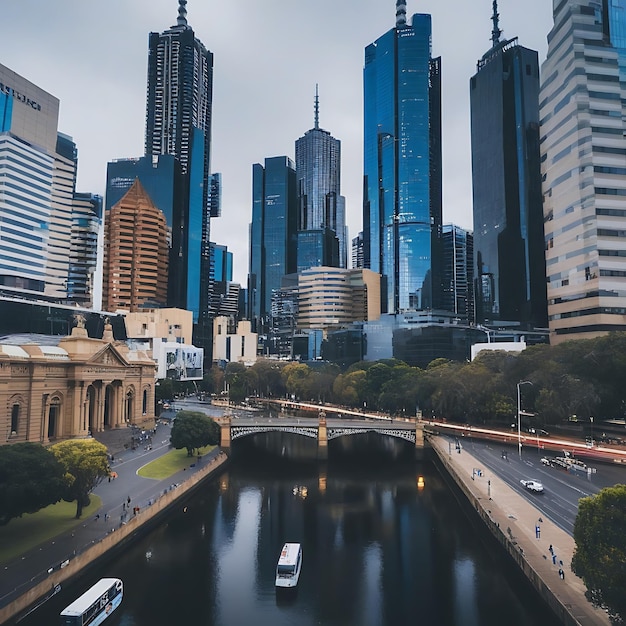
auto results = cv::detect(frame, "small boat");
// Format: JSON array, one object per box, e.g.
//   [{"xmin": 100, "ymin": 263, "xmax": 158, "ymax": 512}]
[{"xmin": 275, "ymin": 542, "xmax": 302, "ymax": 588}]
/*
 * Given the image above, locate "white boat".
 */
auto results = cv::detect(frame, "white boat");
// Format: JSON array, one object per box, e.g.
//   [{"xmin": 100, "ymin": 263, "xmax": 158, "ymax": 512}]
[
  {"xmin": 60, "ymin": 578, "xmax": 123, "ymax": 625},
  {"xmin": 275, "ymin": 542, "xmax": 302, "ymax": 588}
]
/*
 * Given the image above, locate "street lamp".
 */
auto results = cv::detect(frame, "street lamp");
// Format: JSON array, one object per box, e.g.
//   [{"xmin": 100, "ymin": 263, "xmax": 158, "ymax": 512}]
[{"xmin": 517, "ymin": 381, "xmax": 533, "ymax": 459}]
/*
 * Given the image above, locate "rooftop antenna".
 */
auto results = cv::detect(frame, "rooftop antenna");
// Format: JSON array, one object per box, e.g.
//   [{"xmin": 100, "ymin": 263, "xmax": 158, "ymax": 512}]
[
  {"xmin": 314, "ymin": 84, "xmax": 320, "ymax": 130},
  {"xmin": 396, "ymin": 0, "xmax": 407, "ymax": 27},
  {"xmin": 491, "ymin": 0, "xmax": 502, "ymax": 47},
  {"xmin": 177, "ymin": 0, "xmax": 188, "ymax": 27}
]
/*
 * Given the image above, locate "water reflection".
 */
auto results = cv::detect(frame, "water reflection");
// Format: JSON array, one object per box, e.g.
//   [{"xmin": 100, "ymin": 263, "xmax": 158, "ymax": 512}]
[{"xmin": 18, "ymin": 432, "xmax": 560, "ymax": 626}]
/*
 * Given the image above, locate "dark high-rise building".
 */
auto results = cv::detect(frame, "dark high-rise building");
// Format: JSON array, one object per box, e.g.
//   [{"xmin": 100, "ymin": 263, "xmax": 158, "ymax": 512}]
[
  {"xmin": 145, "ymin": 0, "xmax": 214, "ymax": 353},
  {"xmin": 441, "ymin": 224, "xmax": 474, "ymax": 321},
  {"xmin": 470, "ymin": 1, "xmax": 547, "ymax": 328},
  {"xmin": 352, "ymin": 232, "xmax": 364, "ymax": 270},
  {"xmin": 363, "ymin": 1, "xmax": 443, "ymax": 315},
  {"xmin": 295, "ymin": 87, "xmax": 347, "ymax": 270},
  {"xmin": 248, "ymin": 156, "xmax": 297, "ymax": 336}
]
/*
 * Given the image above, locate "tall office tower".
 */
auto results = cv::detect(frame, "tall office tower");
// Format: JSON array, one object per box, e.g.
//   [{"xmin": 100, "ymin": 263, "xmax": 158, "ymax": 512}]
[
  {"xmin": 363, "ymin": 1, "xmax": 443, "ymax": 314},
  {"xmin": 295, "ymin": 87, "xmax": 347, "ymax": 270},
  {"xmin": 209, "ymin": 243, "xmax": 239, "ymax": 319},
  {"xmin": 145, "ymin": 0, "xmax": 214, "ymax": 345},
  {"xmin": 470, "ymin": 2, "xmax": 547, "ymax": 328},
  {"xmin": 441, "ymin": 224, "xmax": 474, "ymax": 321},
  {"xmin": 541, "ymin": 0, "xmax": 626, "ymax": 342},
  {"xmin": 352, "ymin": 232, "xmax": 364, "ymax": 269},
  {"xmin": 67, "ymin": 192, "xmax": 102, "ymax": 307},
  {"xmin": 248, "ymin": 156, "xmax": 298, "ymax": 336},
  {"xmin": 0, "ymin": 63, "xmax": 57, "ymax": 299},
  {"xmin": 0, "ymin": 63, "xmax": 100, "ymax": 306},
  {"xmin": 102, "ymin": 180, "xmax": 169, "ymax": 312},
  {"xmin": 106, "ymin": 156, "xmax": 184, "ymax": 302}
]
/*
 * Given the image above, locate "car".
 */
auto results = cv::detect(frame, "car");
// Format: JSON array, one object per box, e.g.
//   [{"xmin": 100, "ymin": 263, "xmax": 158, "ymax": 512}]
[
  {"xmin": 540, "ymin": 457, "xmax": 551, "ymax": 466},
  {"xmin": 520, "ymin": 479, "xmax": 544, "ymax": 493}
]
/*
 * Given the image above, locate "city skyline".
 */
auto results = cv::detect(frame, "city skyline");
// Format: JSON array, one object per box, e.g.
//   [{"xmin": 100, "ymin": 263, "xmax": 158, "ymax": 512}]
[{"xmin": 0, "ymin": 0, "xmax": 552, "ymax": 284}]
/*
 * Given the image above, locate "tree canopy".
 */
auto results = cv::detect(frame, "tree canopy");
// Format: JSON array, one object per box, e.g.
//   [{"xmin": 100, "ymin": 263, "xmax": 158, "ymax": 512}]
[
  {"xmin": 170, "ymin": 411, "xmax": 220, "ymax": 456},
  {"xmin": 50, "ymin": 439, "xmax": 110, "ymax": 519},
  {"xmin": 572, "ymin": 484, "xmax": 626, "ymax": 623},
  {"xmin": 0, "ymin": 443, "xmax": 66, "ymax": 526}
]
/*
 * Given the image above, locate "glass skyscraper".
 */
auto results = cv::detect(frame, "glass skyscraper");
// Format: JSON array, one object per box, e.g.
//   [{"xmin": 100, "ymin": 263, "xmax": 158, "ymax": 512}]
[
  {"xmin": 295, "ymin": 88, "xmax": 347, "ymax": 270},
  {"xmin": 145, "ymin": 0, "xmax": 214, "ymax": 347},
  {"xmin": 362, "ymin": 1, "xmax": 442, "ymax": 315},
  {"xmin": 248, "ymin": 156, "xmax": 297, "ymax": 335},
  {"xmin": 541, "ymin": 0, "xmax": 626, "ymax": 341},
  {"xmin": 470, "ymin": 2, "xmax": 547, "ymax": 328}
]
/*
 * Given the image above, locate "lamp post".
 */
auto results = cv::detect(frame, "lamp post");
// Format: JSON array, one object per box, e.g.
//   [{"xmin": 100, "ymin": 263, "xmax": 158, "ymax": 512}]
[{"xmin": 517, "ymin": 381, "xmax": 533, "ymax": 459}]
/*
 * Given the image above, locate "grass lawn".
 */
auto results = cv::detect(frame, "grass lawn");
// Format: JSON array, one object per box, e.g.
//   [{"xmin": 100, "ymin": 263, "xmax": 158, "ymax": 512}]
[
  {"xmin": 137, "ymin": 445, "xmax": 215, "ymax": 480},
  {"xmin": 0, "ymin": 496, "xmax": 101, "ymax": 565}
]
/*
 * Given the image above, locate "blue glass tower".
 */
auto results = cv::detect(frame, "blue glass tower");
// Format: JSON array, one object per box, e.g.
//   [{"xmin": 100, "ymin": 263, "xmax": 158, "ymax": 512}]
[
  {"xmin": 363, "ymin": 1, "xmax": 442, "ymax": 314},
  {"xmin": 248, "ymin": 157, "xmax": 297, "ymax": 334},
  {"xmin": 295, "ymin": 87, "xmax": 346, "ymax": 270},
  {"xmin": 470, "ymin": 1, "xmax": 546, "ymax": 328}
]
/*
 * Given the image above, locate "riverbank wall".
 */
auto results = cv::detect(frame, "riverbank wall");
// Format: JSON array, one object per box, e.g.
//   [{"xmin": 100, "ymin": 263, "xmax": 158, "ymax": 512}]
[
  {"xmin": 1, "ymin": 451, "xmax": 229, "ymax": 625},
  {"xmin": 429, "ymin": 436, "xmax": 610, "ymax": 626}
]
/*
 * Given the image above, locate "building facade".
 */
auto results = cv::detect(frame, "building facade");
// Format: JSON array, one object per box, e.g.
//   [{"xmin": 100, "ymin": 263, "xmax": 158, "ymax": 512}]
[
  {"xmin": 0, "ymin": 63, "xmax": 100, "ymax": 306},
  {"xmin": 295, "ymin": 88, "xmax": 347, "ymax": 270},
  {"xmin": 103, "ymin": 180, "xmax": 169, "ymax": 312},
  {"xmin": 362, "ymin": 1, "xmax": 443, "ymax": 314},
  {"xmin": 441, "ymin": 224, "xmax": 474, "ymax": 321},
  {"xmin": 471, "ymin": 2, "xmax": 547, "ymax": 328},
  {"xmin": 144, "ymin": 0, "xmax": 215, "ymax": 353},
  {"xmin": 297, "ymin": 267, "xmax": 381, "ymax": 331},
  {"xmin": 248, "ymin": 156, "xmax": 298, "ymax": 336},
  {"xmin": 541, "ymin": 0, "xmax": 626, "ymax": 342},
  {"xmin": 1, "ymin": 318, "xmax": 157, "ymax": 447}
]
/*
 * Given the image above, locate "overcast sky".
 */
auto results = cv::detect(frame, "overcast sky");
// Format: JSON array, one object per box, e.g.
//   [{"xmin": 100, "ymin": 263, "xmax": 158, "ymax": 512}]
[{"xmin": 1, "ymin": 0, "xmax": 553, "ymax": 284}]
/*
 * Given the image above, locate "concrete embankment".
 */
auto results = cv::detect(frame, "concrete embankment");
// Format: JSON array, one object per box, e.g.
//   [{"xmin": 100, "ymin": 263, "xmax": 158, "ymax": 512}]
[
  {"xmin": 429, "ymin": 436, "xmax": 609, "ymax": 626},
  {"xmin": 0, "ymin": 451, "xmax": 228, "ymax": 625}
]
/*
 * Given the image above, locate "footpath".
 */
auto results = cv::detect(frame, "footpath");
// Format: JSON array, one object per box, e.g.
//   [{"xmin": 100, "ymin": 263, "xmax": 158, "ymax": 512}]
[
  {"xmin": 0, "ymin": 433, "xmax": 228, "ymax": 625},
  {"xmin": 430, "ymin": 436, "xmax": 610, "ymax": 626}
]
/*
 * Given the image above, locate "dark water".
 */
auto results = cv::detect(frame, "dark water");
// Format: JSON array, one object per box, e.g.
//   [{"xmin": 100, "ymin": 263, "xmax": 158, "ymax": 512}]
[{"xmin": 21, "ymin": 434, "xmax": 561, "ymax": 625}]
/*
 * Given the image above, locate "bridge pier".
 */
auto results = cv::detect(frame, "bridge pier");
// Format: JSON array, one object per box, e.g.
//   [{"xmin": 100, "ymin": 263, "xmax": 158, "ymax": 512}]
[
  {"xmin": 216, "ymin": 416, "xmax": 232, "ymax": 453},
  {"xmin": 318, "ymin": 410, "xmax": 328, "ymax": 460},
  {"xmin": 415, "ymin": 421, "xmax": 425, "ymax": 460}
]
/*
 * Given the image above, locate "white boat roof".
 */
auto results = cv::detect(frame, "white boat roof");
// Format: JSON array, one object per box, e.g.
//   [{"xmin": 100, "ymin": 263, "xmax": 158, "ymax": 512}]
[{"xmin": 278, "ymin": 543, "xmax": 301, "ymax": 566}]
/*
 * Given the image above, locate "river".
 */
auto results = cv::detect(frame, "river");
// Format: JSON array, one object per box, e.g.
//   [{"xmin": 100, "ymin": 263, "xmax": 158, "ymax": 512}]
[{"xmin": 22, "ymin": 432, "xmax": 561, "ymax": 625}]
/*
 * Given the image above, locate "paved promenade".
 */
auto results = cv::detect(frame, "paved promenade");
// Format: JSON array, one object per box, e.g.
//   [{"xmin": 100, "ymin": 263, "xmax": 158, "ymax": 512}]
[{"xmin": 430, "ymin": 436, "xmax": 610, "ymax": 626}]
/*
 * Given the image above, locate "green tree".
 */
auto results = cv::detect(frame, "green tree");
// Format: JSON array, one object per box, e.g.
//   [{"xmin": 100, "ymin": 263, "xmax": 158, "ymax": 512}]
[
  {"xmin": 572, "ymin": 485, "xmax": 626, "ymax": 622},
  {"xmin": 225, "ymin": 362, "xmax": 248, "ymax": 404},
  {"xmin": 50, "ymin": 439, "xmax": 110, "ymax": 519},
  {"xmin": 0, "ymin": 443, "xmax": 66, "ymax": 525},
  {"xmin": 170, "ymin": 411, "xmax": 220, "ymax": 457}
]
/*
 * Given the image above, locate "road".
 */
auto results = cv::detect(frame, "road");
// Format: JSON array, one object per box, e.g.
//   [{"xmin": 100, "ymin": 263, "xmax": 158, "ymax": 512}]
[{"xmin": 451, "ymin": 435, "xmax": 626, "ymax": 535}]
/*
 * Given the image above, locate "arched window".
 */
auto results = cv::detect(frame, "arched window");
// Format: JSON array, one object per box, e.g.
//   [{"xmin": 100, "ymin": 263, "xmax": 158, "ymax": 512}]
[
  {"xmin": 9, "ymin": 403, "xmax": 19, "ymax": 438},
  {"xmin": 142, "ymin": 389, "xmax": 148, "ymax": 415}
]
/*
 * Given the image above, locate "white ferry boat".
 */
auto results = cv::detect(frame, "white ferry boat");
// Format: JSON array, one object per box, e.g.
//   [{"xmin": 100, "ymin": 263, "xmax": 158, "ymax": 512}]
[
  {"xmin": 60, "ymin": 578, "xmax": 123, "ymax": 625},
  {"xmin": 275, "ymin": 542, "xmax": 302, "ymax": 588}
]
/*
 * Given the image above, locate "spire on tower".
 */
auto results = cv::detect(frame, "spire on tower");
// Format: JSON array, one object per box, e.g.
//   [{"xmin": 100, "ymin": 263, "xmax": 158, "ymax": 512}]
[
  {"xmin": 491, "ymin": 0, "xmax": 502, "ymax": 47},
  {"xmin": 314, "ymin": 84, "xmax": 320, "ymax": 130},
  {"xmin": 177, "ymin": 0, "xmax": 188, "ymax": 27},
  {"xmin": 396, "ymin": 0, "xmax": 407, "ymax": 27}
]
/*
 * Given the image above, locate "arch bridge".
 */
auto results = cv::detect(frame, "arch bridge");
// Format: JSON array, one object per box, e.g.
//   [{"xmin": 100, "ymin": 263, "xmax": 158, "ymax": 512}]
[{"xmin": 215, "ymin": 410, "xmax": 425, "ymax": 459}]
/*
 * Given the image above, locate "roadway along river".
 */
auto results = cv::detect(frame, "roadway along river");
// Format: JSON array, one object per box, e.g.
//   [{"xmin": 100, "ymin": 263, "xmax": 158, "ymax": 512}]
[{"xmin": 21, "ymin": 434, "xmax": 562, "ymax": 626}]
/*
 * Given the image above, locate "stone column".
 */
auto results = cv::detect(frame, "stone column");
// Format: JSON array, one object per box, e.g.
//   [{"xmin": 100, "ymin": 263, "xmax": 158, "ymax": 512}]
[
  {"xmin": 415, "ymin": 421, "xmax": 425, "ymax": 461},
  {"xmin": 216, "ymin": 416, "xmax": 231, "ymax": 452},
  {"xmin": 318, "ymin": 410, "xmax": 328, "ymax": 460}
]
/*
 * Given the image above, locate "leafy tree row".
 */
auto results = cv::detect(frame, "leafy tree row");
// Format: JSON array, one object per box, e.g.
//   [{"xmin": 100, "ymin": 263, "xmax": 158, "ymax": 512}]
[{"xmin": 222, "ymin": 333, "xmax": 626, "ymax": 429}]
